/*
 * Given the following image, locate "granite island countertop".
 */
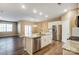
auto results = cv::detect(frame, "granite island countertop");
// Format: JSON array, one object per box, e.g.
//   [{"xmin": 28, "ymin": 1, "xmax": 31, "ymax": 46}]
[{"xmin": 68, "ymin": 36, "xmax": 79, "ymax": 41}]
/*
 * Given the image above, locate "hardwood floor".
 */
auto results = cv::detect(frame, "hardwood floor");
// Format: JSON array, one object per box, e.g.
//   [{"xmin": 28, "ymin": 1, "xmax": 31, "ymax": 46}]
[
  {"xmin": 34, "ymin": 41, "xmax": 78, "ymax": 55},
  {"xmin": 34, "ymin": 41, "xmax": 63, "ymax": 55},
  {"xmin": 0, "ymin": 37, "xmax": 25, "ymax": 55},
  {"xmin": 0, "ymin": 37, "xmax": 78, "ymax": 55}
]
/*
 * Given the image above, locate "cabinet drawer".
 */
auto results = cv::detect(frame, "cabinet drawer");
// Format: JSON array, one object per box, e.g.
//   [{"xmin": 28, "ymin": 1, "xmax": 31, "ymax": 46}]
[
  {"xmin": 41, "ymin": 40, "xmax": 46, "ymax": 48},
  {"xmin": 41, "ymin": 34, "xmax": 52, "ymax": 48}
]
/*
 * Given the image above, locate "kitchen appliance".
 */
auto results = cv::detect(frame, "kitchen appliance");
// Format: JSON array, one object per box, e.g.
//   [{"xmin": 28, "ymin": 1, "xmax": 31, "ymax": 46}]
[{"xmin": 33, "ymin": 37, "xmax": 41, "ymax": 53}]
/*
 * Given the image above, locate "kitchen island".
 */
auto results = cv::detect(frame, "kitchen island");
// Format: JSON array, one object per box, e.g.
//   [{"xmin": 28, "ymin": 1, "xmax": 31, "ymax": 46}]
[
  {"xmin": 22, "ymin": 32, "xmax": 52, "ymax": 55},
  {"xmin": 22, "ymin": 34, "xmax": 41, "ymax": 55},
  {"xmin": 63, "ymin": 36, "xmax": 79, "ymax": 54}
]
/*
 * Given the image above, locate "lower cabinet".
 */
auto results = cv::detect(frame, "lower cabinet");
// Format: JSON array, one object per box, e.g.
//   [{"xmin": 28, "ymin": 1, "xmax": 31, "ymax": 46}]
[
  {"xmin": 41, "ymin": 29, "xmax": 52, "ymax": 48},
  {"xmin": 23, "ymin": 37, "xmax": 41, "ymax": 55},
  {"xmin": 41, "ymin": 36, "xmax": 47, "ymax": 48},
  {"xmin": 69, "ymin": 40, "xmax": 79, "ymax": 53},
  {"xmin": 63, "ymin": 40, "xmax": 79, "ymax": 53},
  {"xmin": 23, "ymin": 38, "xmax": 33, "ymax": 55},
  {"xmin": 41, "ymin": 34, "xmax": 52, "ymax": 48}
]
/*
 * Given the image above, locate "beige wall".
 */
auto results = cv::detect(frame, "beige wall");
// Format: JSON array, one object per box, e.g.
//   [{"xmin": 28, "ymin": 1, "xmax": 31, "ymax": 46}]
[
  {"xmin": 37, "ymin": 21, "xmax": 48, "ymax": 33},
  {"xmin": 62, "ymin": 9, "xmax": 78, "ymax": 36},
  {"xmin": 18, "ymin": 20, "xmax": 48, "ymax": 36},
  {"xmin": 62, "ymin": 8, "xmax": 79, "ymax": 43},
  {"xmin": 0, "ymin": 21, "xmax": 17, "ymax": 37},
  {"xmin": 69, "ymin": 9, "xmax": 78, "ymax": 35},
  {"xmin": 18, "ymin": 20, "xmax": 38, "ymax": 36}
]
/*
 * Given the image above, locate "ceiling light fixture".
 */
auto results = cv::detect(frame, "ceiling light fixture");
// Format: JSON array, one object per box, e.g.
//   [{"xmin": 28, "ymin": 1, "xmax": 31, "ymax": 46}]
[
  {"xmin": 64, "ymin": 9, "xmax": 68, "ymax": 12},
  {"xmin": 22, "ymin": 5, "xmax": 26, "ymax": 9},
  {"xmin": 39, "ymin": 12, "xmax": 43, "ymax": 16},
  {"xmin": 33, "ymin": 9, "xmax": 37, "ymax": 14}
]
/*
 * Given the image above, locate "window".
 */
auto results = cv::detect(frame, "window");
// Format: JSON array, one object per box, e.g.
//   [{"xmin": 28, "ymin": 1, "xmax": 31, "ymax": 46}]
[
  {"xmin": 0, "ymin": 24, "xmax": 3, "ymax": 32},
  {"xmin": 6, "ymin": 24, "xmax": 12, "ymax": 32},
  {"xmin": 25, "ymin": 25, "xmax": 32, "ymax": 37},
  {"xmin": 0, "ymin": 23, "xmax": 13, "ymax": 32},
  {"xmin": 3, "ymin": 24, "xmax": 6, "ymax": 32}
]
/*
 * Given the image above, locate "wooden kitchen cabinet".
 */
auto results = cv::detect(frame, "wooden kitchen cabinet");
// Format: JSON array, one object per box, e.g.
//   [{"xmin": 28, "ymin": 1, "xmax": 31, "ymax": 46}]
[
  {"xmin": 41, "ymin": 35, "xmax": 52, "ymax": 48},
  {"xmin": 41, "ymin": 36, "xmax": 47, "ymax": 48},
  {"xmin": 23, "ymin": 36, "xmax": 41, "ymax": 55},
  {"xmin": 41, "ymin": 29, "xmax": 52, "ymax": 48}
]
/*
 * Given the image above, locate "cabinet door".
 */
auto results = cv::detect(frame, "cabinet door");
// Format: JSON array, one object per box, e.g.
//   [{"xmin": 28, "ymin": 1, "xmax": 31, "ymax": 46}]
[
  {"xmin": 41, "ymin": 34, "xmax": 52, "ymax": 48},
  {"xmin": 45, "ymin": 35, "xmax": 51, "ymax": 45},
  {"xmin": 48, "ymin": 22, "xmax": 52, "ymax": 29},
  {"xmin": 41, "ymin": 36, "xmax": 47, "ymax": 48},
  {"xmin": 48, "ymin": 36, "xmax": 52, "ymax": 44}
]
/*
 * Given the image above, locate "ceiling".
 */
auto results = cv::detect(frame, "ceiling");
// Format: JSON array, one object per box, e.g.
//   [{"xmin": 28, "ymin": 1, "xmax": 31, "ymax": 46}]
[{"xmin": 0, "ymin": 3, "xmax": 77, "ymax": 22}]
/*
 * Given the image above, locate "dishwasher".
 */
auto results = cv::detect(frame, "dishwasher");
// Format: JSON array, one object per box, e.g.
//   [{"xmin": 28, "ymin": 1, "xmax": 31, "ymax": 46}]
[{"xmin": 33, "ymin": 37, "xmax": 41, "ymax": 53}]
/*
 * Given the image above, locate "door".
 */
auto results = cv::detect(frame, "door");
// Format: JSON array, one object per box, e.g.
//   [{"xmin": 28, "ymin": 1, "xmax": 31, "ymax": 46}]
[
  {"xmin": 52, "ymin": 25, "xmax": 57, "ymax": 41},
  {"xmin": 58, "ymin": 25, "xmax": 62, "ymax": 41}
]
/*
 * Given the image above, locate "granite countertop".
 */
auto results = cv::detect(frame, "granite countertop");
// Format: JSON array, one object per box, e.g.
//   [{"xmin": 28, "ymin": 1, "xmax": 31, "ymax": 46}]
[
  {"xmin": 68, "ymin": 36, "xmax": 79, "ymax": 41},
  {"xmin": 20, "ymin": 33, "xmax": 47, "ymax": 39},
  {"xmin": 26, "ymin": 35, "xmax": 41, "ymax": 39}
]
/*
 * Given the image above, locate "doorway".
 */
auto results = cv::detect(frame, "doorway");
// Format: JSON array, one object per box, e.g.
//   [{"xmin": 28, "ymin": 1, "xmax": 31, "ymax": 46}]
[
  {"xmin": 58, "ymin": 25, "xmax": 62, "ymax": 42},
  {"xmin": 52, "ymin": 25, "xmax": 62, "ymax": 41},
  {"xmin": 52, "ymin": 25, "xmax": 57, "ymax": 41}
]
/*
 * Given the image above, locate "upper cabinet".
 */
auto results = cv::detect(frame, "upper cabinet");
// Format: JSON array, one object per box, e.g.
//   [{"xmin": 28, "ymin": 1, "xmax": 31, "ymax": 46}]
[
  {"xmin": 48, "ymin": 22, "xmax": 53, "ymax": 29},
  {"xmin": 33, "ymin": 22, "xmax": 48, "ymax": 33},
  {"xmin": 41, "ymin": 22, "xmax": 48, "ymax": 32}
]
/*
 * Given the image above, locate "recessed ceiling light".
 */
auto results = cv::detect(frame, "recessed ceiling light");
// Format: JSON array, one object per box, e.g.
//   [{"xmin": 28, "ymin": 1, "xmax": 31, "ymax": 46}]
[
  {"xmin": 39, "ymin": 12, "xmax": 43, "ymax": 16},
  {"xmin": 45, "ymin": 15, "xmax": 48, "ymax": 18},
  {"xmin": 64, "ymin": 9, "xmax": 68, "ymax": 12},
  {"xmin": 33, "ymin": 9, "xmax": 37, "ymax": 14},
  {"xmin": 21, "ymin": 5, "xmax": 26, "ymax": 9}
]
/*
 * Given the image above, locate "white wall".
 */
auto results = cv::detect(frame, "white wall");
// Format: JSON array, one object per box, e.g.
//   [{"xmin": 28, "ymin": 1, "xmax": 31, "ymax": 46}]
[
  {"xmin": 62, "ymin": 20, "xmax": 70, "ymax": 43},
  {"xmin": 62, "ymin": 12, "xmax": 71, "ymax": 43}
]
